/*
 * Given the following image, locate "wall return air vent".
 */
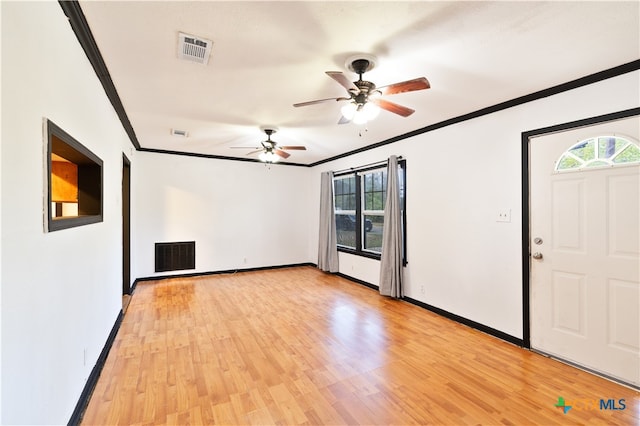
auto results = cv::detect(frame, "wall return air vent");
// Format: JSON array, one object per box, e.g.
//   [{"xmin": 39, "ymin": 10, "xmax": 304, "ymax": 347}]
[{"xmin": 177, "ymin": 32, "xmax": 213, "ymax": 65}]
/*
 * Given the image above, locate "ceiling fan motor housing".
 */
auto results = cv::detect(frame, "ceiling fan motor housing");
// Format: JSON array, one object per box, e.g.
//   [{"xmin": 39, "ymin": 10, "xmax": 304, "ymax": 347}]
[
  {"xmin": 349, "ymin": 59, "xmax": 378, "ymax": 105},
  {"xmin": 347, "ymin": 55, "xmax": 378, "ymax": 74},
  {"xmin": 351, "ymin": 59, "xmax": 372, "ymax": 75},
  {"xmin": 355, "ymin": 80, "xmax": 377, "ymax": 103}
]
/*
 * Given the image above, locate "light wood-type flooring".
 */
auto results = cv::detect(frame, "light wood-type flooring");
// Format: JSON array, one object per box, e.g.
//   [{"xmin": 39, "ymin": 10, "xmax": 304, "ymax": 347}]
[{"xmin": 81, "ymin": 266, "xmax": 639, "ymax": 425}]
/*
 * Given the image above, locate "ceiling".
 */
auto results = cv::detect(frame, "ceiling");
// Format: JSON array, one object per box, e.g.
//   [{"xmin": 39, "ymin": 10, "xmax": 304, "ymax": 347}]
[{"xmin": 78, "ymin": 1, "xmax": 639, "ymax": 165}]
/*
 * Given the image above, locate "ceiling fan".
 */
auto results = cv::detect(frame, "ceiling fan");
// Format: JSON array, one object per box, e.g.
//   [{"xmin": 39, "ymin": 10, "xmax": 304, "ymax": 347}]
[
  {"xmin": 294, "ymin": 55, "xmax": 430, "ymax": 124},
  {"xmin": 231, "ymin": 128, "xmax": 306, "ymax": 162}
]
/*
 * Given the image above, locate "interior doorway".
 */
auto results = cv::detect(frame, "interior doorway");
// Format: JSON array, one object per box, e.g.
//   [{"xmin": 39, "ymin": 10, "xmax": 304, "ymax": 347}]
[{"xmin": 122, "ymin": 154, "xmax": 131, "ymax": 311}]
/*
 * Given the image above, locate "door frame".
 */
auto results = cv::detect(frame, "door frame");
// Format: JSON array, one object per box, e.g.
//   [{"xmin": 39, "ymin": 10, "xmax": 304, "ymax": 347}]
[
  {"xmin": 520, "ymin": 107, "xmax": 640, "ymax": 348},
  {"xmin": 122, "ymin": 153, "xmax": 131, "ymax": 296}
]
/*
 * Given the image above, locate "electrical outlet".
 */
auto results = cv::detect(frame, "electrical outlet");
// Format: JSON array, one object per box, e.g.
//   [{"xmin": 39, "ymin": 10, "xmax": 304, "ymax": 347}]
[
  {"xmin": 496, "ymin": 209, "xmax": 511, "ymax": 223},
  {"xmin": 420, "ymin": 285, "xmax": 425, "ymax": 295}
]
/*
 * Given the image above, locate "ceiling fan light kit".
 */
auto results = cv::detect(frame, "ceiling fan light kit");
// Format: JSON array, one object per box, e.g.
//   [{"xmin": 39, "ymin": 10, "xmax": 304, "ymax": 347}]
[
  {"xmin": 341, "ymin": 101, "xmax": 380, "ymax": 125},
  {"xmin": 258, "ymin": 150, "xmax": 279, "ymax": 163}
]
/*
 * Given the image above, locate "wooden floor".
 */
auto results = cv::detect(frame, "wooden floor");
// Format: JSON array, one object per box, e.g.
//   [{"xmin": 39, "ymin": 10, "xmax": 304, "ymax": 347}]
[{"xmin": 81, "ymin": 266, "xmax": 639, "ymax": 425}]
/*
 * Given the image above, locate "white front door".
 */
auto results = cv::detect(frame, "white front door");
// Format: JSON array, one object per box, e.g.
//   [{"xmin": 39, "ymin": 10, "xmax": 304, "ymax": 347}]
[{"xmin": 530, "ymin": 116, "xmax": 640, "ymax": 387}]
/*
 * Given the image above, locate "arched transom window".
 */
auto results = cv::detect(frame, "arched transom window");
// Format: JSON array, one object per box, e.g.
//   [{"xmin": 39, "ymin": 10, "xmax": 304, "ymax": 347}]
[{"xmin": 556, "ymin": 135, "xmax": 640, "ymax": 171}]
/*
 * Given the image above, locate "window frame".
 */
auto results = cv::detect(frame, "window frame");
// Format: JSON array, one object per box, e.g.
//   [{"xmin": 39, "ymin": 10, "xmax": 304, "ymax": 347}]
[
  {"xmin": 46, "ymin": 120, "xmax": 104, "ymax": 232},
  {"xmin": 333, "ymin": 159, "xmax": 407, "ymax": 265}
]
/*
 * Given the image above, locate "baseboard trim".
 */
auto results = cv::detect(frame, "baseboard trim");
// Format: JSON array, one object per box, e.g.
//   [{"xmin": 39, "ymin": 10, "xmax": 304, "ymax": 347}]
[
  {"xmin": 403, "ymin": 296, "xmax": 524, "ymax": 347},
  {"xmin": 133, "ymin": 262, "xmax": 317, "ymax": 285},
  {"xmin": 68, "ymin": 310, "xmax": 124, "ymax": 426},
  {"xmin": 335, "ymin": 272, "xmax": 379, "ymax": 291},
  {"xmin": 130, "ymin": 278, "xmax": 139, "ymax": 294},
  {"xmin": 335, "ymin": 272, "xmax": 523, "ymax": 347}
]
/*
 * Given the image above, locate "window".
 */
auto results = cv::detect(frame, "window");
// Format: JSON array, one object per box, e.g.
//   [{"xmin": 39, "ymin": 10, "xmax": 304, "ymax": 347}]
[
  {"xmin": 334, "ymin": 174, "xmax": 357, "ymax": 248},
  {"xmin": 362, "ymin": 168, "xmax": 386, "ymax": 253},
  {"xmin": 556, "ymin": 135, "xmax": 640, "ymax": 171},
  {"xmin": 47, "ymin": 120, "xmax": 103, "ymax": 231},
  {"xmin": 333, "ymin": 160, "xmax": 406, "ymax": 262}
]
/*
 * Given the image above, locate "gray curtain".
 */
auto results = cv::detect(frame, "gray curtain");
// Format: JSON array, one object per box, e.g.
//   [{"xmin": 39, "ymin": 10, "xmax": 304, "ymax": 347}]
[
  {"xmin": 379, "ymin": 156, "xmax": 403, "ymax": 298},
  {"xmin": 318, "ymin": 171, "xmax": 339, "ymax": 272}
]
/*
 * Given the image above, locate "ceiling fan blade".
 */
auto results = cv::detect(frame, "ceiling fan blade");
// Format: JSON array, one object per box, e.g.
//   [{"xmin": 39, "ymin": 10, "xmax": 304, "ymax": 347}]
[
  {"xmin": 370, "ymin": 98, "xmax": 415, "ymax": 117},
  {"xmin": 274, "ymin": 149, "xmax": 290, "ymax": 159},
  {"xmin": 230, "ymin": 146, "xmax": 261, "ymax": 149},
  {"xmin": 377, "ymin": 77, "xmax": 430, "ymax": 96},
  {"xmin": 326, "ymin": 71, "xmax": 359, "ymax": 92},
  {"xmin": 246, "ymin": 149, "xmax": 263, "ymax": 156},
  {"xmin": 293, "ymin": 97, "xmax": 349, "ymax": 107},
  {"xmin": 278, "ymin": 146, "xmax": 306, "ymax": 150}
]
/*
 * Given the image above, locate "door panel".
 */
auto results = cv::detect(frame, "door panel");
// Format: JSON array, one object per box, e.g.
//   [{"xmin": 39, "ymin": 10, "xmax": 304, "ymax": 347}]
[
  {"xmin": 530, "ymin": 116, "xmax": 639, "ymax": 387},
  {"xmin": 608, "ymin": 175, "xmax": 639, "ymax": 257},
  {"xmin": 552, "ymin": 271, "xmax": 586, "ymax": 337},
  {"xmin": 609, "ymin": 279, "xmax": 639, "ymax": 352},
  {"xmin": 552, "ymin": 179, "xmax": 585, "ymax": 253}
]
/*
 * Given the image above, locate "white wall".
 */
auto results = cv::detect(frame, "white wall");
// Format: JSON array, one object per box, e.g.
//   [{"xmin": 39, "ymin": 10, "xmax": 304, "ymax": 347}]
[
  {"xmin": 1, "ymin": 2, "xmax": 134, "ymax": 424},
  {"xmin": 308, "ymin": 71, "xmax": 640, "ymax": 339},
  {"xmin": 133, "ymin": 153, "xmax": 312, "ymax": 279},
  {"xmin": 0, "ymin": 2, "xmax": 3, "ymax": 420}
]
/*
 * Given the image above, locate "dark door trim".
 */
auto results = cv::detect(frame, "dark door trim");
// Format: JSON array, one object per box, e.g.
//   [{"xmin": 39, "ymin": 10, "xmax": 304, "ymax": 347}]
[{"xmin": 122, "ymin": 154, "xmax": 131, "ymax": 295}]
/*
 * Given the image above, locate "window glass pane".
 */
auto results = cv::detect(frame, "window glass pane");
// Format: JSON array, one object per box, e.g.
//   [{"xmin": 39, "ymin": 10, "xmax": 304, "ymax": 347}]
[
  {"xmin": 569, "ymin": 139, "xmax": 595, "ymax": 161},
  {"xmin": 335, "ymin": 213, "xmax": 356, "ymax": 248},
  {"xmin": 598, "ymin": 137, "xmax": 618, "ymax": 159},
  {"xmin": 398, "ymin": 168, "xmax": 404, "ymax": 205},
  {"xmin": 363, "ymin": 169, "xmax": 386, "ymax": 211},
  {"xmin": 348, "ymin": 176, "xmax": 356, "ymax": 209},
  {"xmin": 557, "ymin": 155, "xmax": 582, "ymax": 170},
  {"xmin": 334, "ymin": 175, "xmax": 356, "ymax": 211},
  {"xmin": 363, "ymin": 214, "xmax": 383, "ymax": 253},
  {"xmin": 373, "ymin": 171, "xmax": 383, "ymax": 192},
  {"xmin": 613, "ymin": 144, "xmax": 640, "ymax": 164}
]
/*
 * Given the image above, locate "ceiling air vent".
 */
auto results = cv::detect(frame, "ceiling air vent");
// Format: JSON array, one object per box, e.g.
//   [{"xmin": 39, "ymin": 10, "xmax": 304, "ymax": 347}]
[
  {"xmin": 171, "ymin": 129, "xmax": 188, "ymax": 137},
  {"xmin": 177, "ymin": 32, "xmax": 213, "ymax": 65}
]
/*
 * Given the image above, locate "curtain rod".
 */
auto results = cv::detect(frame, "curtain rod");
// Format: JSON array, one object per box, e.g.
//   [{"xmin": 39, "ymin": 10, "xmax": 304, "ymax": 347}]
[{"xmin": 333, "ymin": 156, "xmax": 402, "ymax": 175}]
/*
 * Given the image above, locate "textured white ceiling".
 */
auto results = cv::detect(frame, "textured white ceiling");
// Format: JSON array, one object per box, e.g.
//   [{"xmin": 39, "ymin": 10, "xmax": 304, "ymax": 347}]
[{"xmin": 79, "ymin": 1, "xmax": 639, "ymax": 164}]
